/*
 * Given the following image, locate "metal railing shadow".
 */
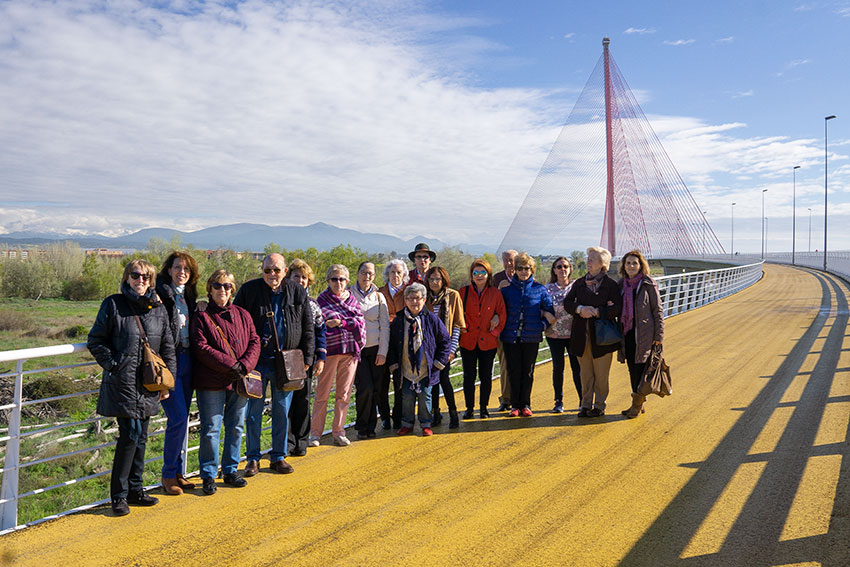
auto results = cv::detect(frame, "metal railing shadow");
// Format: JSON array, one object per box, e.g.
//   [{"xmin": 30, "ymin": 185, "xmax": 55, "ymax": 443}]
[{"xmin": 619, "ymin": 268, "xmax": 850, "ymax": 567}]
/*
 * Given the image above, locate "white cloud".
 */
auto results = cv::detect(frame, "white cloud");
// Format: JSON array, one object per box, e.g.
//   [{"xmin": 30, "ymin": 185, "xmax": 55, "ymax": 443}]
[
  {"xmin": 624, "ymin": 27, "xmax": 656, "ymax": 35},
  {"xmin": 731, "ymin": 89, "xmax": 754, "ymax": 98},
  {"xmin": 564, "ymin": 32, "xmax": 575, "ymax": 39},
  {"xmin": 663, "ymin": 39, "xmax": 695, "ymax": 46},
  {"xmin": 715, "ymin": 36, "xmax": 734, "ymax": 44}
]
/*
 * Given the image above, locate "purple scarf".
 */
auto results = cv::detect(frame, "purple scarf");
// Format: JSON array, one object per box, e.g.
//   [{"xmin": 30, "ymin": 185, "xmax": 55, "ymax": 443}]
[{"xmin": 621, "ymin": 274, "xmax": 643, "ymax": 334}]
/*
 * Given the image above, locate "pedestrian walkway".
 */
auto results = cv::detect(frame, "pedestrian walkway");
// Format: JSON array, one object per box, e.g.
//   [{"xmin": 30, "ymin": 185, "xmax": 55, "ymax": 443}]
[{"xmin": 2, "ymin": 264, "xmax": 848, "ymax": 567}]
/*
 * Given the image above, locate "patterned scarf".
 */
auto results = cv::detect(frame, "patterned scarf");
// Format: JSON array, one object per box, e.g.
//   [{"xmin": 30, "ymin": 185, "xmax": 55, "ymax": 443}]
[
  {"xmin": 621, "ymin": 274, "xmax": 643, "ymax": 334},
  {"xmin": 585, "ymin": 270, "xmax": 604, "ymax": 293},
  {"xmin": 404, "ymin": 307, "xmax": 423, "ymax": 374},
  {"xmin": 428, "ymin": 287, "xmax": 448, "ymax": 328}
]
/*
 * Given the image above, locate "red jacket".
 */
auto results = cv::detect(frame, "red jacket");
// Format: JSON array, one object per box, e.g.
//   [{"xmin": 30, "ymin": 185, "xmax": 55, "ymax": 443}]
[
  {"xmin": 191, "ymin": 302, "xmax": 261, "ymax": 391},
  {"xmin": 458, "ymin": 284, "xmax": 506, "ymax": 352}
]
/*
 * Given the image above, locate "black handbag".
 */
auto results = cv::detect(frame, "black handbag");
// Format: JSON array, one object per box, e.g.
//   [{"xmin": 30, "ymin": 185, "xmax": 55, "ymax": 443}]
[
  {"xmin": 594, "ymin": 305, "xmax": 623, "ymax": 346},
  {"xmin": 266, "ymin": 305, "xmax": 307, "ymax": 391}
]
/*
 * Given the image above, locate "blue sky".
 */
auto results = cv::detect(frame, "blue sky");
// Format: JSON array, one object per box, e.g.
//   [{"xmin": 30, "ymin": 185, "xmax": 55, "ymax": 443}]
[{"xmin": 0, "ymin": 0, "xmax": 847, "ymax": 253}]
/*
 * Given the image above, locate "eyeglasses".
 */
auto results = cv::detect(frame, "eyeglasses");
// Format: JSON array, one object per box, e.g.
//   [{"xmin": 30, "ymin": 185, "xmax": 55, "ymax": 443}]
[
  {"xmin": 263, "ymin": 267, "xmax": 283, "ymax": 274},
  {"xmin": 329, "ymin": 277, "xmax": 348, "ymax": 283},
  {"xmin": 428, "ymin": 277, "xmax": 443, "ymax": 283},
  {"xmin": 515, "ymin": 266, "xmax": 532, "ymax": 272},
  {"xmin": 211, "ymin": 282, "xmax": 234, "ymax": 291},
  {"xmin": 360, "ymin": 272, "xmax": 375, "ymax": 278},
  {"xmin": 472, "ymin": 270, "xmax": 487, "ymax": 276},
  {"xmin": 554, "ymin": 264, "xmax": 570, "ymax": 270},
  {"xmin": 415, "ymin": 255, "xmax": 431, "ymax": 260},
  {"xmin": 129, "ymin": 272, "xmax": 151, "ymax": 281}
]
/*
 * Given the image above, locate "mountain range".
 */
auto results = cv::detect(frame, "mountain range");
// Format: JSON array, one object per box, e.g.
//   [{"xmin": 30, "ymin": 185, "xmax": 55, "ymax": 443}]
[{"xmin": 0, "ymin": 222, "xmax": 493, "ymax": 256}]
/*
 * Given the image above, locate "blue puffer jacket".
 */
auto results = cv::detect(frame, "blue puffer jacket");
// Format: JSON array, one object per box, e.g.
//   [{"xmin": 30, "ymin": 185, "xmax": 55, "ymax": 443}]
[{"xmin": 500, "ymin": 276, "xmax": 554, "ymax": 344}]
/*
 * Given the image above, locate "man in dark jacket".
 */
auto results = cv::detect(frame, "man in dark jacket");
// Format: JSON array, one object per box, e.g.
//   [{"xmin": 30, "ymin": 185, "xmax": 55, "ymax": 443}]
[{"xmin": 234, "ymin": 253, "xmax": 314, "ymax": 475}]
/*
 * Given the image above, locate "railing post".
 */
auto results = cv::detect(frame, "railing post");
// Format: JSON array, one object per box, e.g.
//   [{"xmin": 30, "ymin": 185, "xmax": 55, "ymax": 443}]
[
  {"xmin": 0, "ymin": 359, "xmax": 24, "ymax": 530},
  {"xmin": 181, "ymin": 418, "xmax": 190, "ymax": 478}
]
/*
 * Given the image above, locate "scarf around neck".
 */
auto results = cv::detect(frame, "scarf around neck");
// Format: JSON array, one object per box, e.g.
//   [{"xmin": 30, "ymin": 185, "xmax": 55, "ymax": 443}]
[
  {"xmin": 585, "ymin": 270, "xmax": 604, "ymax": 293},
  {"xmin": 621, "ymin": 274, "xmax": 643, "ymax": 334},
  {"xmin": 403, "ymin": 307, "xmax": 424, "ymax": 375}
]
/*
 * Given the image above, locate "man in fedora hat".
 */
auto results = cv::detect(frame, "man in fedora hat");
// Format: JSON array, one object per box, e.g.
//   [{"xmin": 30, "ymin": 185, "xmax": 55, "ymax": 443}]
[{"xmin": 407, "ymin": 243, "xmax": 436, "ymax": 285}]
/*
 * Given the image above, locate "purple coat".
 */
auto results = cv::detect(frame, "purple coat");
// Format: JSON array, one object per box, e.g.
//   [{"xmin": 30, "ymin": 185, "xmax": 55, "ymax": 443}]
[{"xmin": 386, "ymin": 309, "xmax": 451, "ymax": 386}]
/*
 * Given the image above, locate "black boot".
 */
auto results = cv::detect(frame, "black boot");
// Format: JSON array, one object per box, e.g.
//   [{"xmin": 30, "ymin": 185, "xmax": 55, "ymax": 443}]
[
  {"xmin": 449, "ymin": 410, "xmax": 459, "ymax": 429},
  {"xmin": 432, "ymin": 412, "xmax": 443, "ymax": 426}
]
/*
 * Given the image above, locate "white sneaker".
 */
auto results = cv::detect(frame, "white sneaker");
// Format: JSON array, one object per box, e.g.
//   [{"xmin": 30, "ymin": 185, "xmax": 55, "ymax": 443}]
[
  {"xmin": 307, "ymin": 436, "xmax": 320, "ymax": 447},
  {"xmin": 333, "ymin": 435, "xmax": 350, "ymax": 447}
]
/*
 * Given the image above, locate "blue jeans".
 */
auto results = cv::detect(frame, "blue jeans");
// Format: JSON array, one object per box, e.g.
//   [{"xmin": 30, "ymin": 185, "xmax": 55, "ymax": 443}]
[
  {"xmin": 160, "ymin": 350, "xmax": 193, "ymax": 478},
  {"xmin": 245, "ymin": 360, "xmax": 292, "ymax": 463},
  {"xmin": 401, "ymin": 377, "xmax": 432, "ymax": 428},
  {"xmin": 197, "ymin": 388, "xmax": 247, "ymax": 480}
]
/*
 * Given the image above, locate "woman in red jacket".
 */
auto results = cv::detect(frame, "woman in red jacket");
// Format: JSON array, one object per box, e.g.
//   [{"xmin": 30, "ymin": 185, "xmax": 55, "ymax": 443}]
[
  {"xmin": 458, "ymin": 259, "xmax": 506, "ymax": 419},
  {"xmin": 191, "ymin": 270, "xmax": 261, "ymax": 495}
]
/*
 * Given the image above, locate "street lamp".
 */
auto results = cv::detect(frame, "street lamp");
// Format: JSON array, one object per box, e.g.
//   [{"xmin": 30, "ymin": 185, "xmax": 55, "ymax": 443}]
[
  {"xmin": 808, "ymin": 207, "xmax": 812, "ymax": 253},
  {"xmin": 792, "ymin": 165, "xmax": 800, "ymax": 264},
  {"xmin": 731, "ymin": 202, "xmax": 736, "ymax": 259},
  {"xmin": 824, "ymin": 115, "xmax": 836, "ymax": 271},
  {"xmin": 761, "ymin": 189, "xmax": 768, "ymax": 260}
]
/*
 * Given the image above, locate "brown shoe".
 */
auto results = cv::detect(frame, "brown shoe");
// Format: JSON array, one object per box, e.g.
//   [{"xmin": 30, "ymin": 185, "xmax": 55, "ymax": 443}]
[
  {"xmin": 269, "ymin": 460, "xmax": 294, "ymax": 474},
  {"xmin": 243, "ymin": 460, "xmax": 260, "ymax": 477},
  {"xmin": 161, "ymin": 477, "xmax": 183, "ymax": 496},
  {"xmin": 176, "ymin": 474, "xmax": 195, "ymax": 490}
]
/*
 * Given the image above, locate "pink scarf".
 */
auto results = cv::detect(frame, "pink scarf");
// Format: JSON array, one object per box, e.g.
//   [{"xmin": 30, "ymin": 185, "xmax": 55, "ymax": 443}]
[{"xmin": 621, "ymin": 274, "xmax": 643, "ymax": 334}]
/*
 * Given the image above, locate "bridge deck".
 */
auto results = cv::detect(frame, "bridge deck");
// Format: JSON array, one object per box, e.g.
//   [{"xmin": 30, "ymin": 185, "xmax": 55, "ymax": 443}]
[{"xmin": 3, "ymin": 264, "xmax": 849, "ymax": 567}]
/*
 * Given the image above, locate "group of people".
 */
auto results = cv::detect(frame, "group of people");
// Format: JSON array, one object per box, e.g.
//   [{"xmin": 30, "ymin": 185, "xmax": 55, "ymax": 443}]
[{"xmin": 87, "ymin": 243, "xmax": 663, "ymax": 516}]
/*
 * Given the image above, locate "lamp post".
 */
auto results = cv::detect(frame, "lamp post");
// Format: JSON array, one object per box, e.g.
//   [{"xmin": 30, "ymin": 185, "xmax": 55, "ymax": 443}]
[
  {"xmin": 765, "ymin": 217, "xmax": 769, "ymax": 255},
  {"xmin": 761, "ymin": 189, "xmax": 768, "ymax": 260},
  {"xmin": 792, "ymin": 165, "xmax": 800, "ymax": 265},
  {"xmin": 824, "ymin": 115, "xmax": 836, "ymax": 271},
  {"xmin": 731, "ymin": 202, "xmax": 736, "ymax": 259},
  {"xmin": 808, "ymin": 207, "xmax": 812, "ymax": 253}
]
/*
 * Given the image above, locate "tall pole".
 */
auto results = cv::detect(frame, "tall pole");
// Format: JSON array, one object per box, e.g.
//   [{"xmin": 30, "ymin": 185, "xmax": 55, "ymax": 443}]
[
  {"xmin": 761, "ymin": 189, "xmax": 768, "ymax": 260},
  {"xmin": 603, "ymin": 37, "xmax": 616, "ymax": 255},
  {"xmin": 702, "ymin": 211, "xmax": 707, "ymax": 258},
  {"xmin": 808, "ymin": 207, "xmax": 812, "ymax": 253},
  {"xmin": 731, "ymin": 202, "xmax": 736, "ymax": 259},
  {"xmin": 824, "ymin": 115, "xmax": 836, "ymax": 271},
  {"xmin": 792, "ymin": 165, "xmax": 800, "ymax": 264}
]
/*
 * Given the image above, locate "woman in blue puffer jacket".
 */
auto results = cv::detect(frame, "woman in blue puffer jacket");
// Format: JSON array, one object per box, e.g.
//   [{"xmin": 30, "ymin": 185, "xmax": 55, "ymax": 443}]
[{"xmin": 500, "ymin": 252, "xmax": 555, "ymax": 417}]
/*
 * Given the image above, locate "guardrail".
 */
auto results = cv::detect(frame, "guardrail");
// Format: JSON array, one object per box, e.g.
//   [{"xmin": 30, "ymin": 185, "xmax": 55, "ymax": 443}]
[{"xmin": 0, "ymin": 260, "xmax": 764, "ymax": 533}]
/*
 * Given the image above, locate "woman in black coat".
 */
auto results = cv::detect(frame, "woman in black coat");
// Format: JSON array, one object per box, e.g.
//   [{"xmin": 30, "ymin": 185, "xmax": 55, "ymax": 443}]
[
  {"xmin": 88, "ymin": 259, "xmax": 176, "ymax": 516},
  {"xmin": 564, "ymin": 247, "xmax": 622, "ymax": 418}
]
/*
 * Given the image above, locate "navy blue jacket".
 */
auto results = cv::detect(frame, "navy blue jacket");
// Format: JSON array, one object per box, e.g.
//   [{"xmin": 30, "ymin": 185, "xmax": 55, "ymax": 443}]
[
  {"xmin": 387, "ymin": 309, "xmax": 451, "ymax": 387},
  {"xmin": 499, "ymin": 277, "xmax": 554, "ymax": 344}
]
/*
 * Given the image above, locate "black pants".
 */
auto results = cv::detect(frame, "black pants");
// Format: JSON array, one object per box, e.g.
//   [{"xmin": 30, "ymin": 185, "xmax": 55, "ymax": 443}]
[
  {"xmin": 375, "ymin": 354, "xmax": 392, "ymax": 424},
  {"xmin": 354, "ymin": 345, "xmax": 383, "ymax": 434},
  {"xmin": 432, "ymin": 363, "xmax": 458, "ymax": 416},
  {"xmin": 504, "ymin": 342, "xmax": 539, "ymax": 410},
  {"xmin": 111, "ymin": 417, "xmax": 150, "ymax": 499},
  {"xmin": 460, "ymin": 346, "xmax": 497, "ymax": 410},
  {"xmin": 546, "ymin": 337, "xmax": 582, "ymax": 404},
  {"xmin": 391, "ymin": 368, "xmax": 403, "ymax": 427},
  {"xmin": 624, "ymin": 329, "xmax": 646, "ymax": 393},
  {"xmin": 288, "ymin": 366, "xmax": 313, "ymax": 454}
]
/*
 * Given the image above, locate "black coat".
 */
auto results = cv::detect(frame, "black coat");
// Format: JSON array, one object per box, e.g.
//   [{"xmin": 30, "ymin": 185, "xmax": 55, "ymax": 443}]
[
  {"xmin": 564, "ymin": 273, "xmax": 623, "ymax": 358},
  {"xmin": 88, "ymin": 283, "xmax": 177, "ymax": 418},
  {"xmin": 155, "ymin": 279, "xmax": 197, "ymax": 348},
  {"xmin": 233, "ymin": 278, "xmax": 315, "ymax": 366}
]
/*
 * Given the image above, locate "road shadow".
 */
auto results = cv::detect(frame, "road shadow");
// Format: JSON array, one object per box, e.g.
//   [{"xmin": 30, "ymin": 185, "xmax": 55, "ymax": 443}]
[{"xmin": 617, "ymin": 269, "xmax": 850, "ymax": 567}]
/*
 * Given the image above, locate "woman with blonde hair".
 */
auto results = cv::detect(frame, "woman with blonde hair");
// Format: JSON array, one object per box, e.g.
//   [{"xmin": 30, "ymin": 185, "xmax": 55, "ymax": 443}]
[
  {"xmin": 88, "ymin": 259, "xmax": 175, "ymax": 515},
  {"xmin": 564, "ymin": 247, "xmax": 622, "ymax": 418},
  {"xmin": 617, "ymin": 250, "xmax": 664, "ymax": 418}
]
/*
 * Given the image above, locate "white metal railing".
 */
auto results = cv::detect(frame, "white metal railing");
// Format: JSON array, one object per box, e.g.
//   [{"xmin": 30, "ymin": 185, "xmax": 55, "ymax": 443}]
[
  {"xmin": 0, "ymin": 259, "xmax": 764, "ymax": 532},
  {"xmin": 763, "ymin": 251, "xmax": 850, "ymax": 282}
]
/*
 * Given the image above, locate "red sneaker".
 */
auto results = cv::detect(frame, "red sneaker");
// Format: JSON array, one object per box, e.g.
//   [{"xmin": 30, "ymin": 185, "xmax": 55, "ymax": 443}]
[
  {"xmin": 521, "ymin": 408, "xmax": 533, "ymax": 417},
  {"xmin": 397, "ymin": 426, "xmax": 412, "ymax": 436},
  {"xmin": 508, "ymin": 409, "xmax": 520, "ymax": 417},
  {"xmin": 422, "ymin": 427, "xmax": 433, "ymax": 436}
]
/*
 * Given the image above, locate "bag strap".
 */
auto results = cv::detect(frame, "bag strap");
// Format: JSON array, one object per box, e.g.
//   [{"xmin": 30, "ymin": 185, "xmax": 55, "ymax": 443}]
[
  {"xmin": 205, "ymin": 312, "xmax": 237, "ymax": 359},
  {"xmin": 133, "ymin": 315, "xmax": 150, "ymax": 345},
  {"xmin": 266, "ymin": 302, "xmax": 283, "ymax": 352},
  {"xmin": 461, "ymin": 285, "xmax": 469, "ymax": 306}
]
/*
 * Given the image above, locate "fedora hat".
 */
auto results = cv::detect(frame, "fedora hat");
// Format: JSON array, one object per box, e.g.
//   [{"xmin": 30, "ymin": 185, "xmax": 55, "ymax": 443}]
[{"xmin": 408, "ymin": 243, "xmax": 436, "ymax": 262}]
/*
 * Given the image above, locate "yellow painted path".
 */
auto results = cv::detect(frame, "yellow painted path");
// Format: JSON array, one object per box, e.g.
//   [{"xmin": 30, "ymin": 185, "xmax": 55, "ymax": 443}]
[{"xmin": 3, "ymin": 264, "xmax": 849, "ymax": 567}]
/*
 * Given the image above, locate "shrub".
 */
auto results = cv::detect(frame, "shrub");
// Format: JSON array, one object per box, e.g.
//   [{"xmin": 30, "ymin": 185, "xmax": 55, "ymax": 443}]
[
  {"xmin": 64, "ymin": 275, "xmax": 102, "ymax": 301},
  {"xmin": 0, "ymin": 309, "xmax": 34, "ymax": 332}
]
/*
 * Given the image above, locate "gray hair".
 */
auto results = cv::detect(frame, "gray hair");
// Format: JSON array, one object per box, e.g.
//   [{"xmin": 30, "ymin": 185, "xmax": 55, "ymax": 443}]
[
  {"xmin": 586, "ymin": 246, "xmax": 612, "ymax": 271},
  {"xmin": 383, "ymin": 258, "xmax": 410, "ymax": 285},
  {"xmin": 325, "ymin": 263, "xmax": 350, "ymax": 281},
  {"xmin": 404, "ymin": 282, "xmax": 426, "ymax": 299}
]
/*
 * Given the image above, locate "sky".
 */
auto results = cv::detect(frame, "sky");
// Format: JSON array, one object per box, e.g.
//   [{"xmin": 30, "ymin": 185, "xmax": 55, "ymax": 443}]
[{"xmin": 1, "ymin": 0, "xmax": 848, "ymax": 254}]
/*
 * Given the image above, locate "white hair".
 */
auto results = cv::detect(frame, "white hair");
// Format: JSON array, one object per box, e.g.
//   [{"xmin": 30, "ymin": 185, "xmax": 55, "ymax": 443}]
[{"xmin": 383, "ymin": 259, "xmax": 410, "ymax": 285}]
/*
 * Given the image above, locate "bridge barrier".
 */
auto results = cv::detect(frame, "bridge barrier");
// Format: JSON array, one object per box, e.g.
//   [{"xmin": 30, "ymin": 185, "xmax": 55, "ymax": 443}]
[{"xmin": 0, "ymin": 259, "xmax": 764, "ymax": 533}]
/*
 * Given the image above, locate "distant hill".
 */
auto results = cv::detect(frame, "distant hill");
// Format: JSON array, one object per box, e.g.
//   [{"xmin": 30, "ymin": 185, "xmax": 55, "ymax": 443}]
[{"xmin": 0, "ymin": 223, "xmax": 493, "ymax": 256}]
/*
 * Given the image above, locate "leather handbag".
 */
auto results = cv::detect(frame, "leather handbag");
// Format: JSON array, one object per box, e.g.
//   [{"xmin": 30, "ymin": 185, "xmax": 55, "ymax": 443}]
[
  {"xmin": 212, "ymin": 321, "xmax": 263, "ymax": 399},
  {"xmin": 639, "ymin": 343, "xmax": 672, "ymax": 397},
  {"xmin": 594, "ymin": 318, "xmax": 623, "ymax": 346},
  {"xmin": 266, "ymin": 305, "xmax": 307, "ymax": 391},
  {"xmin": 133, "ymin": 315, "xmax": 175, "ymax": 392}
]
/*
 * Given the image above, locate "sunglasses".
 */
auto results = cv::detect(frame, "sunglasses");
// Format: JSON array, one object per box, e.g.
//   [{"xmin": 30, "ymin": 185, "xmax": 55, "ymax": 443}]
[
  {"xmin": 415, "ymin": 255, "xmax": 431, "ymax": 260},
  {"xmin": 211, "ymin": 282, "xmax": 234, "ymax": 291},
  {"xmin": 554, "ymin": 264, "xmax": 570, "ymax": 270},
  {"xmin": 515, "ymin": 266, "xmax": 532, "ymax": 272},
  {"xmin": 329, "ymin": 277, "xmax": 348, "ymax": 283},
  {"xmin": 263, "ymin": 267, "xmax": 283, "ymax": 274},
  {"xmin": 472, "ymin": 270, "xmax": 487, "ymax": 276},
  {"xmin": 129, "ymin": 272, "xmax": 151, "ymax": 281}
]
